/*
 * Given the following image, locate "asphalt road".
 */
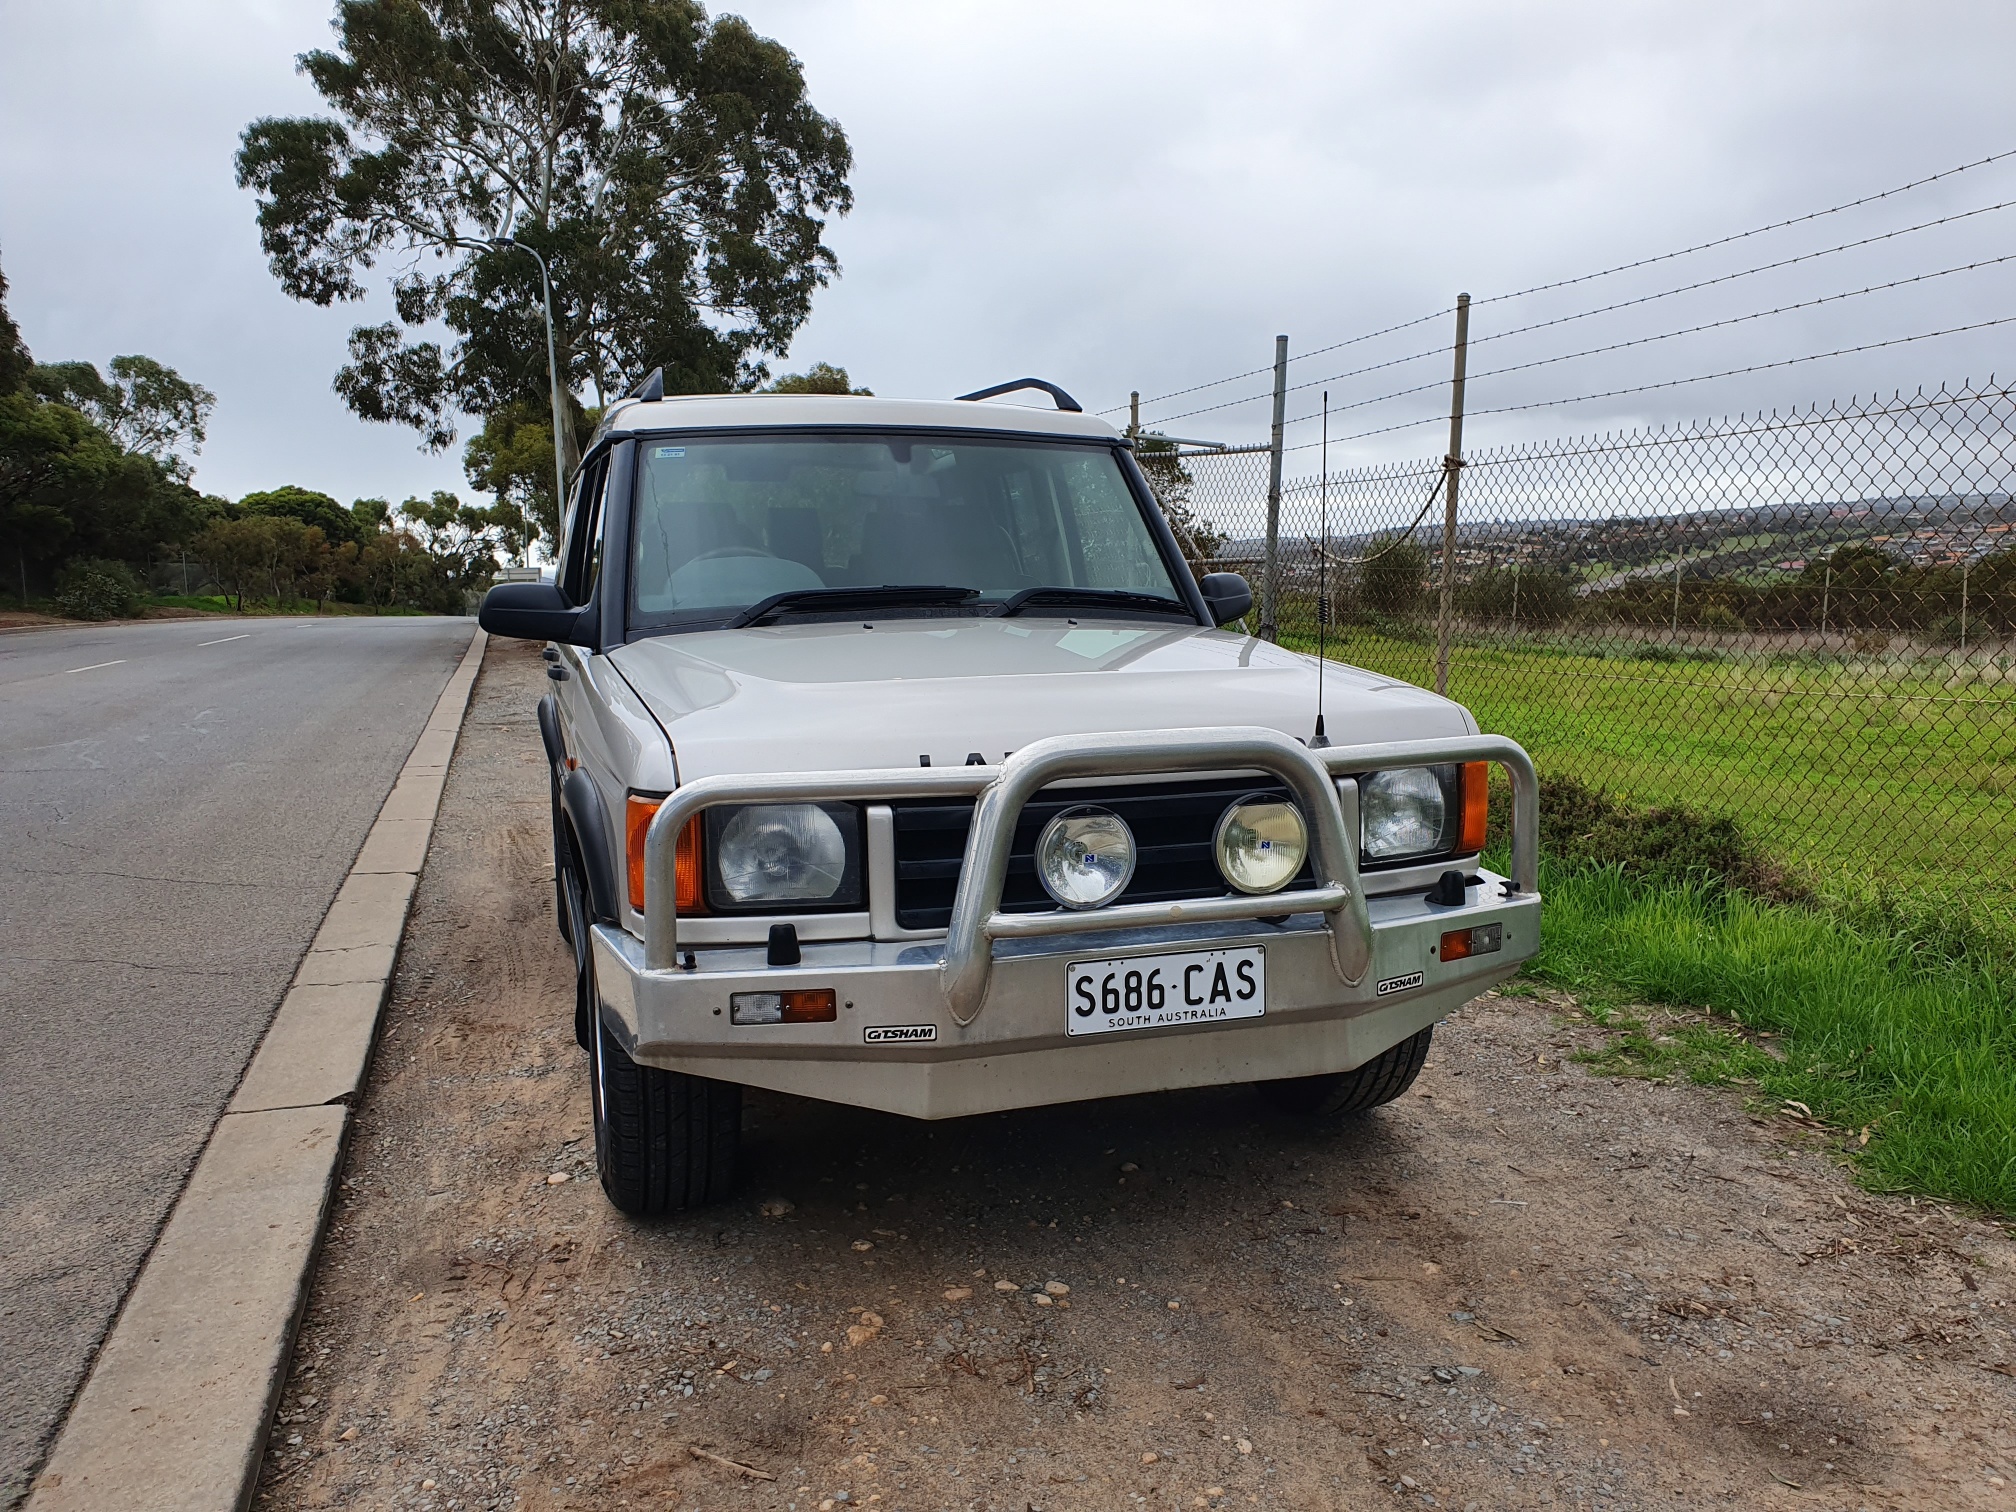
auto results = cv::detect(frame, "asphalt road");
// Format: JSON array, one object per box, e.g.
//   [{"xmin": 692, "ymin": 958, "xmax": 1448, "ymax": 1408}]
[{"xmin": 0, "ymin": 614, "xmax": 477, "ymax": 1507}]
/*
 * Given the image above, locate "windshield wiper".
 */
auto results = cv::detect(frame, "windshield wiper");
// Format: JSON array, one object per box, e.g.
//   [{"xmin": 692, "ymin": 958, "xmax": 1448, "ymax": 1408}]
[
  {"xmin": 723, "ymin": 585, "xmax": 981, "ymax": 628},
  {"xmin": 994, "ymin": 585, "xmax": 1193, "ymax": 619}
]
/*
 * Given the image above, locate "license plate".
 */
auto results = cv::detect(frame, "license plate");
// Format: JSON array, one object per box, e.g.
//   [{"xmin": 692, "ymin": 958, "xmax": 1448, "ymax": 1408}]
[{"xmin": 1065, "ymin": 946, "xmax": 1265, "ymax": 1037}]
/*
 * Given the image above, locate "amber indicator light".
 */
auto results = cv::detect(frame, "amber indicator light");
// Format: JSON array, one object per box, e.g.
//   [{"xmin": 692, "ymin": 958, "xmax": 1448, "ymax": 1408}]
[
  {"xmin": 1439, "ymin": 922, "xmax": 1504, "ymax": 961},
  {"xmin": 1459, "ymin": 761, "xmax": 1490, "ymax": 854},
  {"xmin": 730, "ymin": 988, "xmax": 837, "ymax": 1024},
  {"xmin": 626, "ymin": 796, "xmax": 704, "ymax": 914}
]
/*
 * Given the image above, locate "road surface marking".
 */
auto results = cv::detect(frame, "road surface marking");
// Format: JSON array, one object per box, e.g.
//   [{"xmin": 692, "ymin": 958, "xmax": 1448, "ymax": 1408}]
[
  {"xmin": 198, "ymin": 635, "xmax": 250, "ymax": 647},
  {"xmin": 64, "ymin": 660, "xmax": 126, "ymax": 674}
]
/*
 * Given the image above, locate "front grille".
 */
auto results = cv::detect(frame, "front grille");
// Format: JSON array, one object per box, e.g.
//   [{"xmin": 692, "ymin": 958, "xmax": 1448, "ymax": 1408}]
[{"xmin": 889, "ymin": 778, "xmax": 1313, "ymax": 932}]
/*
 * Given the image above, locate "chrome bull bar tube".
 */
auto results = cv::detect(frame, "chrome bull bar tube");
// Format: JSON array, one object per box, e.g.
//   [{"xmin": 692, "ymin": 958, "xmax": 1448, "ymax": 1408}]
[
  {"xmin": 938, "ymin": 727, "xmax": 1365, "ymax": 1024},
  {"xmin": 641, "ymin": 729, "xmax": 1541, "ymax": 1023},
  {"xmin": 643, "ymin": 765, "xmax": 1000, "ymax": 969}
]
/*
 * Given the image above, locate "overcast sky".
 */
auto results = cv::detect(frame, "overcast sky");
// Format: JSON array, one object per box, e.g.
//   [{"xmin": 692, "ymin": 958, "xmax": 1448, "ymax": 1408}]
[{"xmin": 4, "ymin": 0, "xmax": 2016, "ymax": 503}]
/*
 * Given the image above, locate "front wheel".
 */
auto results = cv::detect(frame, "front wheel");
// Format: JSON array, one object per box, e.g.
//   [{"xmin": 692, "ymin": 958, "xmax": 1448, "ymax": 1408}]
[
  {"xmin": 590, "ymin": 1011, "xmax": 742, "ymax": 1216},
  {"xmin": 1255, "ymin": 1025, "xmax": 1433, "ymax": 1118}
]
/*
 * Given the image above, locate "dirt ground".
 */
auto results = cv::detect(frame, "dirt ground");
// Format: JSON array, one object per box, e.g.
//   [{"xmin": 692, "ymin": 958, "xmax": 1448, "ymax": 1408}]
[{"xmin": 255, "ymin": 639, "xmax": 2016, "ymax": 1512}]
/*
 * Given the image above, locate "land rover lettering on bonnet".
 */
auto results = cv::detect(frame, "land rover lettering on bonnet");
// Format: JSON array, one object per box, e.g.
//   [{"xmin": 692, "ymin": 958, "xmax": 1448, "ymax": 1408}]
[{"xmin": 481, "ymin": 376, "xmax": 1541, "ymax": 1215}]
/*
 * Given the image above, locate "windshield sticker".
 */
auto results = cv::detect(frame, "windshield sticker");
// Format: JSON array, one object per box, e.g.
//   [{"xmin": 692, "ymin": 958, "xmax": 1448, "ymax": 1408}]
[{"xmin": 652, "ymin": 446, "xmax": 686, "ymax": 459}]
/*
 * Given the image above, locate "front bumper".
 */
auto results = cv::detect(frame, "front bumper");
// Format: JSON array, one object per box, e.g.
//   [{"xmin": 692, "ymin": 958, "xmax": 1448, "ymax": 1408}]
[{"xmin": 599, "ymin": 727, "xmax": 1541, "ymax": 1119}]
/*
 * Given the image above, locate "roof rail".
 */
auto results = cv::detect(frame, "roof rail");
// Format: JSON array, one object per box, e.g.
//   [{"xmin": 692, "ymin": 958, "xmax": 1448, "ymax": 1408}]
[
  {"xmin": 953, "ymin": 378, "xmax": 1082, "ymax": 413},
  {"xmin": 628, "ymin": 367, "xmax": 665, "ymax": 402}
]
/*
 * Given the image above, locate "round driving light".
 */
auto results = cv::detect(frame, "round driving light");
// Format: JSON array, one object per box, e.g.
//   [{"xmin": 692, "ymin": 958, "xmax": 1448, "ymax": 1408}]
[
  {"xmin": 1035, "ymin": 806, "xmax": 1136, "ymax": 910},
  {"xmin": 1360, "ymin": 766, "xmax": 1448, "ymax": 859},
  {"xmin": 716, "ymin": 803, "xmax": 848, "ymax": 903},
  {"xmin": 1214, "ymin": 796, "xmax": 1308, "ymax": 894}
]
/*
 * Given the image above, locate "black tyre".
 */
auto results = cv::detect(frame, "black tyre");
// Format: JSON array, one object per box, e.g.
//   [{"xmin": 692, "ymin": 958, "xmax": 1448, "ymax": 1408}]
[
  {"xmin": 590, "ymin": 1011, "xmax": 742, "ymax": 1216},
  {"xmin": 1256, "ymin": 1025, "xmax": 1433, "ymax": 1118}
]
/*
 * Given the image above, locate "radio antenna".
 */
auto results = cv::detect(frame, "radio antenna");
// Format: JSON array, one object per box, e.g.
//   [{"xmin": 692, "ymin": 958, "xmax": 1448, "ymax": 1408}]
[{"xmin": 1313, "ymin": 390, "xmax": 1331, "ymax": 748}]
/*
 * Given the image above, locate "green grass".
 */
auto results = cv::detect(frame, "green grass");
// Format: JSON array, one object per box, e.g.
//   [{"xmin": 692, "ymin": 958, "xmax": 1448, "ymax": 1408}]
[
  {"xmin": 1526, "ymin": 862, "xmax": 2016, "ymax": 1217},
  {"xmin": 148, "ymin": 594, "xmax": 424, "ymax": 616},
  {"xmin": 1290, "ymin": 625, "xmax": 2016, "ymax": 903}
]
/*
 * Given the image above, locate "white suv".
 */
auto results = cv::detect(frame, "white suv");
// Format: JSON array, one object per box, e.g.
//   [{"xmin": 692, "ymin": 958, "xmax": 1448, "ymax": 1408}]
[{"xmin": 479, "ymin": 378, "xmax": 1540, "ymax": 1215}]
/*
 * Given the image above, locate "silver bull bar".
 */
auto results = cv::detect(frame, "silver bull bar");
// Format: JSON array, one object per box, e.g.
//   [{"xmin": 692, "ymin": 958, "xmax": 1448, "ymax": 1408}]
[{"xmin": 642, "ymin": 729, "xmax": 1539, "ymax": 1023}]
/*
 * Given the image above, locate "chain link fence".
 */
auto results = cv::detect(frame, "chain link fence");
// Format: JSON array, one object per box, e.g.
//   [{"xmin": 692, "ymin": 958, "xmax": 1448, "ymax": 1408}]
[{"xmin": 1138, "ymin": 381, "xmax": 2016, "ymax": 907}]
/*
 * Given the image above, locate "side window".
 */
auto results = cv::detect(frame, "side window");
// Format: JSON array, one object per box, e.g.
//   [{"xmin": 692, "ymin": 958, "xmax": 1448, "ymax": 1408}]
[{"xmin": 561, "ymin": 458, "xmax": 608, "ymax": 605}]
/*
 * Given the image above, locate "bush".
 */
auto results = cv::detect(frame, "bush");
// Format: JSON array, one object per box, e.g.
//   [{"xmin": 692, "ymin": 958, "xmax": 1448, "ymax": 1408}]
[
  {"xmin": 1697, "ymin": 603, "xmax": 1742, "ymax": 632},
  {"xmin": 1492, "ymin": 771, "xmax": 1806, "ymax": 902},
  {"xmin": 54, "ymin": 558, "xmax": 145, "ymax": 620}
]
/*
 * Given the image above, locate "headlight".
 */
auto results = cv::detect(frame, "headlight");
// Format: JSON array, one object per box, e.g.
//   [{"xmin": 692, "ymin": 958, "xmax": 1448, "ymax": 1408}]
[
  {"xmin": 1359, "ymin": 766, "xmax": 1457, "ymax": 861},
  {"xmin": 1213, "ymin": 796, "xmax": 1307, "ymax": 894},
  {"xmin": 710, "ymin": 803, "xmax": 861, "ymax": 907},
  {"xmin": 1035, "ymin": 806, "xmax": 1136, "ymax": 910}
]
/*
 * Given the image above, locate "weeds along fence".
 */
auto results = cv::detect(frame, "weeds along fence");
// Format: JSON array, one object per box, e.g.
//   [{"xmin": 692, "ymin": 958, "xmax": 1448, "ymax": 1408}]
[{"xmin": 1138, "ymin": 381, "xmax": 2016, "ymax": 908}]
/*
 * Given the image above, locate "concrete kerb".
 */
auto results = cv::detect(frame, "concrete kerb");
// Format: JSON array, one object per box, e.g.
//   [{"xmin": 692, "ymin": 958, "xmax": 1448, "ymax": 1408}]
[{"xmin": 26, "ymin": 627, "xmax": 489, "ymax": 1512}]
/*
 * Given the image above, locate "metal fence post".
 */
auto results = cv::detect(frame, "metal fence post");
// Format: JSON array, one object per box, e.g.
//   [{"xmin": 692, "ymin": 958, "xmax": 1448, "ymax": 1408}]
[
  {"xmin": 1671, "ymin": 556, "xmax": 1683, "ymax": 639},
  {"xmin": 1960, "ymin": 556, "xmax": 1970, "ymax": 652},
  {"xmin": 1261, "ymin": 335, "xmax": 1288, "ymax": 641},
  {"xmin": 1434, "ymin": 294, "xmax": 1471, "ymax": 695},
  {"xmin": 1129, "ymin": 391, "xmax": 1140, "ymax": 443}
]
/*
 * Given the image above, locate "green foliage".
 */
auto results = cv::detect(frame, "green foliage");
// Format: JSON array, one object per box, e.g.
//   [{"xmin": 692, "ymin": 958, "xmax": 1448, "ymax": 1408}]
[
  {"xmin": 1458, "ymin": 563, "xmax": 1576, "ymax": 626},
  {"xmin": 28, "ymin": 355, "xmax": 215, "ymax": 480},
  {"xmin": 0, "ymin": 256, "xmax": 216, "ymax": 599},
  {"xmin": 0, "ymin": 262, "xmax": 30, "ymax": 395},
  {"xmin": 236, "ymin": 0, "xmax": 854, "ymax": 457},
  {"xmin": 53, "ymin": 557, "xmax": 145, "ymax": 620},
  {"xmin": 1326, "ymin": 627, "xmax": 2014, "ymax": 900},
  {"xmin": 762, "ymin": 362, "xmax": 870, "ymax": 395},
  {"xmin": 195, "ymin": 515, "xmax": 324, "ymax": 611},
  {"xmin": 461, "ymin": 398, "xmax": 598, "ymax": 556},
  {"xmin": 239, "ymin": 484, "xmax": 361, "ymax": 545},
  {"xmin": 1532, "ymin": 863, "xmax": 2016, "ymax": 1216},
  {"xmin": 1134, "ymin": 433, "xmax": 1226, "ymax": 575},
  {"xmin": 1357, "ymin": 533, "xmax": 1427, "ymax": 618}
]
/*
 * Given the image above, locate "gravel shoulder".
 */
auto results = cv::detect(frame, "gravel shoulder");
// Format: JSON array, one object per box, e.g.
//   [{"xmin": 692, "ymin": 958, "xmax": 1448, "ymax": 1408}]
[{"xmin": 257, "ymin": 639, "xmax": 2016, "ymax": 1512}]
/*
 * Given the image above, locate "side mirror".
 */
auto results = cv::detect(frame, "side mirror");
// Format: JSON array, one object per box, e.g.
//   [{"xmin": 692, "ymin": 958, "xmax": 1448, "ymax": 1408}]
[
  {"xmin": 479, "ymin": 581, "xmax": 597, "ymax": 645},
  {"xmin": 1198, "ymin": 571, "xmax": 1253, "ymax": 628}
]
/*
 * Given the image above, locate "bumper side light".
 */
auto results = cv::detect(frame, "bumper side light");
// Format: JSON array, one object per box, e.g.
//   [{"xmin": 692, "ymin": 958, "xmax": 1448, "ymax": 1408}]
[
  {"xmin": 1459, "ymin": 761, "xmax": 1490, "ymax": 853},
  {"xmin": 1439, "ymin": 921, "xmax": 1503, "ymax": 961},
  {"xmin": 627, "ymin": 795, "xmax": 703, "ymax": 914},
  {"xmin": 730, "ymin": 988, "xmax": 837, "ymax": 1024}
]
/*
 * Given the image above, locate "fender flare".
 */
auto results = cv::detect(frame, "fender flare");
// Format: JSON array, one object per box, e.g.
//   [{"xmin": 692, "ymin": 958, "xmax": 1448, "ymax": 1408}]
[
  {"xmin": 559, "ymin": 768, "xmax": 620, "ymax": 924},
  {"xmin": 536, "ymin": 693, "xmax": 565, "ymax": 771}
]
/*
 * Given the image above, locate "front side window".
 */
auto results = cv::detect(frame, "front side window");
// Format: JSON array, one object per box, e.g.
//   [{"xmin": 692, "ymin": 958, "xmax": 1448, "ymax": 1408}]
[{"xmin": 627, "ymin": 434, "xmax": 1186, "ymax": 628}]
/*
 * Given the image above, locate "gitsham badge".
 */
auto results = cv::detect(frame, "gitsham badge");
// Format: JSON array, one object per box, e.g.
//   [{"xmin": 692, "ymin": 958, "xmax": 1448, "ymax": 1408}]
[{"xmin": 864, "ymin": 1024, "xmax": 937, "ymax": 1044}]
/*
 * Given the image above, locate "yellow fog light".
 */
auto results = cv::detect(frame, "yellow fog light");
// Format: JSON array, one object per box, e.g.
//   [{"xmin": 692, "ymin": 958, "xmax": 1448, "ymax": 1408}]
[{"xmin": 1213, "ymin": 797, "xmax": 1307, "ymax": 894}]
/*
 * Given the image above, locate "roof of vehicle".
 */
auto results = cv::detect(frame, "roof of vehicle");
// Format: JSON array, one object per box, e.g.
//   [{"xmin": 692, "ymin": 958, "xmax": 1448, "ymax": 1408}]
[{"xmin": 596, "ymin": 392, "xmax": 1124, "ymax": 445}]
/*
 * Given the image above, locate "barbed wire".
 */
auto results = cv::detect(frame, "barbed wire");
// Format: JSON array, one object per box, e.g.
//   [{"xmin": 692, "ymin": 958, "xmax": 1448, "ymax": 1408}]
[
  {"xmin": 1109, "ymin": 143, "xmax": 2016, "ymax": 422},
  {"xmin": 1262, "ymin": 252, "xmax": 2016, "ymax": 433},
  {"xmin": 1139, "ymin": 199, "xmax": 2016, "ymax": 432},
  {"xmin": 1264, "ymin": 313, "xmax": 2016, "ymax": 453}
]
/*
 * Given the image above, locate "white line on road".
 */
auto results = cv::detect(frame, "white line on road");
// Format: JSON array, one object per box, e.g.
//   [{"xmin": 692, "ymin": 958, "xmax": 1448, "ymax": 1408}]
[
  {"xmin": 197, "ymin": 635, "xmax": 250, "ymax": 647},
  {"xmin": 64, "ymin": 660, "xmax": 126, "ymax": 674}
]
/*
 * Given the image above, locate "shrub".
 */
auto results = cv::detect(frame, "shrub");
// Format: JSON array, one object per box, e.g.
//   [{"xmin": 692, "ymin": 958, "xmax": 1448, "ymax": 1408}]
[
  {"xmin": 1493, "ymin": 771, "xmax": 1806, "ymax": 902},
  {"xmin": 54, "ymin": 558, "xmax": 145, "ymax": 621},
  {"xmin": 1697, "ymin": 603, "xmax": 1742, "ymax": 632}
]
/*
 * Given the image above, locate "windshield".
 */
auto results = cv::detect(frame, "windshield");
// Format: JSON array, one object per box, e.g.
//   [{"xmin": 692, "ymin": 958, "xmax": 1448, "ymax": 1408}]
[{"xmin": 627, "ymin": 433, "xmax": 1187, "ymax": 628}]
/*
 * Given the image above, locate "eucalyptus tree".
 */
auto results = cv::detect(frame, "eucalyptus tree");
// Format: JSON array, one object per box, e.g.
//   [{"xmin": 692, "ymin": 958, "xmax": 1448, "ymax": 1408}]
[{"xmin": 236, "ymin": 0, "xmax": 853, "ymax": 478}]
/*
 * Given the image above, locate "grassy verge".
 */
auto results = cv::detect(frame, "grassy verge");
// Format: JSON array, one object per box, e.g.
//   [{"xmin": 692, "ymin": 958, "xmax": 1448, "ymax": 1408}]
[
  {"xmin": 1284, "ymin": 624, "xmax": 2015, "ymax": 898},
  {"xmin": 147, "ymin": 594, "xmax": 425, "ymax": 616},
  {"xmin": 1519, "ymin": 862, "xmax": 2016, "ymax": 1217}
]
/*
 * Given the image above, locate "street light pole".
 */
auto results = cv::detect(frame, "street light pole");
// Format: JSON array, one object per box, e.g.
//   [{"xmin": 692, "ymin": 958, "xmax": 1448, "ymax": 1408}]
[{"xmin": 490, "ymin": 237, "xmax": 572, "ymax": 522}]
